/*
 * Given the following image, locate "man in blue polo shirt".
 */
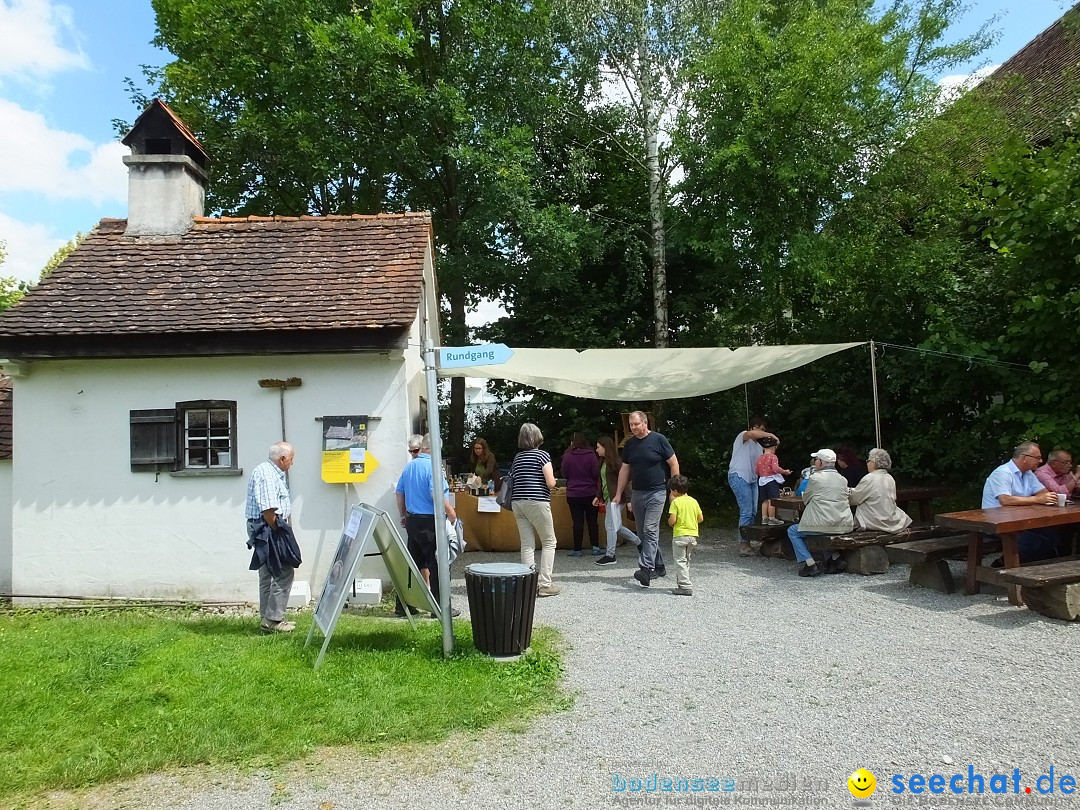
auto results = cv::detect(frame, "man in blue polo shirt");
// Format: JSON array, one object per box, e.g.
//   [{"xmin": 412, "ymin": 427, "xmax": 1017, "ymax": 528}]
[
  {"xmin": 395, "ymin": 434, "xmax": 458, "ymax": 616},
  {"xmin": 982, "ymin": 441, "xmax": 1061, "ymax": 562}
]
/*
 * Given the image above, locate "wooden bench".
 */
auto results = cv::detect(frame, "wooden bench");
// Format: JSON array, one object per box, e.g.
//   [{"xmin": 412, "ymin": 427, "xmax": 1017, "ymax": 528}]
[
  {"xmin": 999, "ymin": 559, "xmax": 1080, "ymax": 620},
  {"xmin": 740, "ymin": 523, "xmax": 794, "ymax": 560},
  {"xmin": 885, "ymin": 534, "xmax": 995, "ymax": 593},
  {"xmin": 803, "ymin": 526, "xmax": 965, "ymax": 575}
]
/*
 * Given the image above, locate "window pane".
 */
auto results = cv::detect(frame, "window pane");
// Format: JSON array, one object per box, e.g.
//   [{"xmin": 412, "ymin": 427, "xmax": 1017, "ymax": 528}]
[
  {"xmin": 186, "ymin": 410, "xmax": 208, "ymax": 429},
  {"xmin": 209, "ymin": 409, "xmax": 230, "ymax": 429}
]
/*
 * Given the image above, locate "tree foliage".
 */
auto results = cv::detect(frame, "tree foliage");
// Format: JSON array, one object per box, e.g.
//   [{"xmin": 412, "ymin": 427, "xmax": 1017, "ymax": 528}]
[{"xmin": 131, "ymin": 0, "xmax": 1080, "ymax": 500}]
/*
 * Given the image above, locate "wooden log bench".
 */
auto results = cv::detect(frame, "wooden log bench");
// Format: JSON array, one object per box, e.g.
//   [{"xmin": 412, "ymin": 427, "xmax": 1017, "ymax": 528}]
[
  {"xmin": 740, "ymin": 523, "xmax": 794, "ymax": 560},
  {"xmin": 999, "ymin": 559, "xmax": 1080, "ymax": 620},
  {"xmin": 803, "ymin": 525, "xmax": 969, "ymax": 576},
  {"xmin": 885, "ymin": 534, "xmax": 996, "ymax": 593}
]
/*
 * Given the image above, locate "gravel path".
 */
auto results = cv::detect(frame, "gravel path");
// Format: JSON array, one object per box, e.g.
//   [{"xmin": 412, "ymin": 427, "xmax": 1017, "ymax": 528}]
[{"xmin": 40, "ymin": 528, "xmax": 1080, "ymax": 809}]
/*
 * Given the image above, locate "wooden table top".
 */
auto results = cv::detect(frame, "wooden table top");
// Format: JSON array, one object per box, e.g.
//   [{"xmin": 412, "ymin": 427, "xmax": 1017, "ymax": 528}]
[
  {"xmin": 935, "ymin": 505, "xmax": 1080, "ymax": 534},
  {"xmin": 772, "ymin": 485, "xmax": 951, "ymax": 509}
]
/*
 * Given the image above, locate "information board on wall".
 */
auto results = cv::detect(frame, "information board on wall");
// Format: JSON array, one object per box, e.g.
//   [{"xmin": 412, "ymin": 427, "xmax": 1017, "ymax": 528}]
[{"xmin": 320, "ymin": 415, "xmax": 380, "ymax": 483}]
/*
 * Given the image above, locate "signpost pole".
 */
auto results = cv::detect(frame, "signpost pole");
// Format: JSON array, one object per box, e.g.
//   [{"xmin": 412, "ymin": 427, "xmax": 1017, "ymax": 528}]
[{"xmin": 424, "ymin": 338, "xmax": 454, "ymax": 657}]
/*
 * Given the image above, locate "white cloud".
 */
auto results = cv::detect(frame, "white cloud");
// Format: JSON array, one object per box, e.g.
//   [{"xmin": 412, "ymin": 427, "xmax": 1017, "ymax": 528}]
[
  {"xmin": 937, "ymin": 65, "xmax": 999, "ymax": 106},
  {"xmin": 0, "ymin": 0, "xmax": 87, "ymax": 79},
  {"xmin": 0, "ymin": 99, "xmax": 126, "ymax": 203},
  {"xmin": 0, "ymin": 212, "xmax": 66, "ymax": 283}
]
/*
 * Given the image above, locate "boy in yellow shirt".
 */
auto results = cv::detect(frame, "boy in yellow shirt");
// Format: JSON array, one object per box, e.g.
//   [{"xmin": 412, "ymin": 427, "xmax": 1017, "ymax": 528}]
[{"xmin": 667, "ymin": 475, "xmax": 703, "ymax": 596}]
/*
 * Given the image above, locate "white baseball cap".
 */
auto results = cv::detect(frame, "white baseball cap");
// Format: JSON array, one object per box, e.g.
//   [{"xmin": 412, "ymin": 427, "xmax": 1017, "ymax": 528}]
[{"xmin": 810, "ymin": 448, "xmax": 836, "ymax": 463}]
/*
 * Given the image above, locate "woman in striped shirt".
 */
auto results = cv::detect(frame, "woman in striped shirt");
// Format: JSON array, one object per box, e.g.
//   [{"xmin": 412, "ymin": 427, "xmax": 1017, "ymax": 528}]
[{"xmin": 509, "ymin": 422, "xmax": 560, "ymax": 597}]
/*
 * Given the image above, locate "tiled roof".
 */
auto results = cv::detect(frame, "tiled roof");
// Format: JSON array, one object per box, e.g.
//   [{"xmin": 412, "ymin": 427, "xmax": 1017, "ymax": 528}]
[
  {"xmin": 977, "ymin": 7, "xmax": 1080, "ymax": 145},
  {"xmin": 0, "ymin": 213, "xmax": 432, "ymax": 339},
  {"xmin": 0, "ymin": 376, "xmax": 11, "ymax": 460}
]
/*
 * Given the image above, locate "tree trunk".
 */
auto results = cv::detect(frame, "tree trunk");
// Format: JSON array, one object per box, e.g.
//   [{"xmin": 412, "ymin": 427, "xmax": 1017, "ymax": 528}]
[
  {"xmin": 446, "ymin": 287, "xmax": 467, "ymax": 470},
  {"xmin": 638, "ymin": 35, "xmax": 668, "ymax": 349}
]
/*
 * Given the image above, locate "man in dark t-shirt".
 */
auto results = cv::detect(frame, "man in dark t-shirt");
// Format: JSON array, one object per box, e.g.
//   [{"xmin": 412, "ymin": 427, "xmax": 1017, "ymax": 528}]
[{"xmin": 614, "ymin": 411, "xmax": 679, "ymax": 587}]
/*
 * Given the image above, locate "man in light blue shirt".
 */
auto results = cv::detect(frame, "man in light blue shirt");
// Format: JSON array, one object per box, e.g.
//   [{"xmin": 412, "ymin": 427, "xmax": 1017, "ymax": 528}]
[
  {"xmin": 395, "ymin": 434, "xmax": 457, "ymax": 616},
  {"xmin": 981, "ymin": 441, "xmax": 1061, "ymax": 562}
]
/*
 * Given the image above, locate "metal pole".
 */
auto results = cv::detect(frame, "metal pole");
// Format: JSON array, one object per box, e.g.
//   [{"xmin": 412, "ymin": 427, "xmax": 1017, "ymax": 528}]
[
  {"xmin": 424, "ymin": 338, "xmax": 453, "ymax": 657},
  {"xmin": 870, "ymin": 340, "xmax": 881, "ymax": 448}
]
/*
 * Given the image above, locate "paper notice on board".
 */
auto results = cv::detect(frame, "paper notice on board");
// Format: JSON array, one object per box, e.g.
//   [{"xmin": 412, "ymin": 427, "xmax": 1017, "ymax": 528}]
[
  {"xmin": 344, "ymin": 509, "xmax": 362, "ymax": 539},
  {"xmin": 476, "ymin": 496, "xmax": 501, "ymax": 513}
]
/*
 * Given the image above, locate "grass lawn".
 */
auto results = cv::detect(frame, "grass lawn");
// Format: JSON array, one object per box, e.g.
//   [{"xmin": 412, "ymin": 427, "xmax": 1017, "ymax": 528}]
[{"xmin": 0, "ymin": 607, "xmax": 567, "ymax": 803}]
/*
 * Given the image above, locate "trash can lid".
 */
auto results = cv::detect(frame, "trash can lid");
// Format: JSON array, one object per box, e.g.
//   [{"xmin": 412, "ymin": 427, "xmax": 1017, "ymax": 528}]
[{"xmin": 465, "ymin": 562, "xmax": 534, "ymax": 577}]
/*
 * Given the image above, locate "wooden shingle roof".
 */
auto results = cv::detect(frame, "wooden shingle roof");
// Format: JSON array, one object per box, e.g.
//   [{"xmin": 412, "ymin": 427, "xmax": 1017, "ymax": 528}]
[
  {"xmin": 977, "ymin": 6, "xmax": 1080, "ymax": 145},
  {"xmin": 0, "ymin": 213, "xmax": 433, "ymax": 358}
]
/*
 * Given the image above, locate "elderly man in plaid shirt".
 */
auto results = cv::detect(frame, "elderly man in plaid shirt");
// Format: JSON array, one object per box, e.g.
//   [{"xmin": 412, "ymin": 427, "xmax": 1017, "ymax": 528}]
[{"xmin": 246, "ymin": 441, "xmax": 296, "ymax": 633}]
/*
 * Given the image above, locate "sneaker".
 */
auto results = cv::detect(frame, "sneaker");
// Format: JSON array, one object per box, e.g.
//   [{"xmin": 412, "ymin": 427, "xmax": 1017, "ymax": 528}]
[
  {"xmin": 671, "ymin": 587, "xmax": 694, "ymax": 596},
  {"xmin": 537, "ymin": 585, "xmax": 562, "ymax": 597},
  {"xmin": 797, "ymin": 562, "xmax": 823, "ymax": 578},
  {"xmin": 430, "ymin": 607, "xmax": 462, "ymax": 618},
  {"xmin": 260, "ymin": 619, "xmax": 296, "ymax": 634},
  {"xmin": 633, "ymin": 568, "xmax": 651, "ymax": 587},
  {"xmin": 591, "ymin": 546, "xmax": 604, "ymax": 556},
  {"xmin": 739, "ymin": 542, "xmax": 755, "ymax": 557},
  {"xmin": 767, "ymin": 517, "xmax": 785, "ymax": 526},
  {"xmin": 394, "ymin": 605, "xmax": 420, "ymax": 618},
  {"xmin": 567, "ymin": 549, "xmax": 583, "ymax": 557},
  {"xmin": 653, "ymin": 566, "xmax": 667, "ymax": 578},
  {"xmin": 595, "ymin": 555, "xmax": 617, "ymax": 566}
]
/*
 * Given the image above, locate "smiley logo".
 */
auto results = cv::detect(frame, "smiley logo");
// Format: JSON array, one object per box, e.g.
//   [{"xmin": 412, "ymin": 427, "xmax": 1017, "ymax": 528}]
[{"xmin": 848, "ymin": 768, "xmax": 876, "ymax": 798}]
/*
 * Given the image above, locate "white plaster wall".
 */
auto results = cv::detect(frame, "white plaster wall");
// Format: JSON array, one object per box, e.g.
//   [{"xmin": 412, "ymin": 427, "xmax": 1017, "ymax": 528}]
[
  {"xmin": 10, "ymin": 352, "xmax": 422, "ymax": 602},
  {"xmin": 0, "ymin": 459, "xmax": 10, "ymax": 597}
]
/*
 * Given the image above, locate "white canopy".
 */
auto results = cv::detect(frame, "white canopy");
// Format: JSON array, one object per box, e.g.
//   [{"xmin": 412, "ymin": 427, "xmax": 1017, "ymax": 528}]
[{"xmin": 439, "ymin": 343, "xmax": 864, "ymax": 400}]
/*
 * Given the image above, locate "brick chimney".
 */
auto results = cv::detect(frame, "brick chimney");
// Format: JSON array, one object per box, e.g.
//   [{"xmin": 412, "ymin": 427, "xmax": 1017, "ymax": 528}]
[{"xmin": 121, "ymin": 99, "xmax": 209, "ymax": 236}]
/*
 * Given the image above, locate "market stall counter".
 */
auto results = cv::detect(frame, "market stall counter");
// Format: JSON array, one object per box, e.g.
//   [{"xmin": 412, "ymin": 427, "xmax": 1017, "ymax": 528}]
[{"xmin": 452, "ymin": 489, "xmax": 635, "ymax": 552}]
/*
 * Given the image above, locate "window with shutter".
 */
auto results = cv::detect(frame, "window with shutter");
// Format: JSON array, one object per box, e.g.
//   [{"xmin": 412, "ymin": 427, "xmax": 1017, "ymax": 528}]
[
  {"xmin": 130, "ymin": 401, "xmax": 239, "ymax": 474},
  {"xmin": 130, "ymin": 409, "xmax": 177, "ymax": 471}
]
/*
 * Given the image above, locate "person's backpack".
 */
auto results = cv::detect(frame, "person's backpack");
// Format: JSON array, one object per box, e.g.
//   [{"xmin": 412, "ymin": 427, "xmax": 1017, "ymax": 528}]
[{"xmin": 495, "ymin": 473, "xmax": 514, "ymax": 509}]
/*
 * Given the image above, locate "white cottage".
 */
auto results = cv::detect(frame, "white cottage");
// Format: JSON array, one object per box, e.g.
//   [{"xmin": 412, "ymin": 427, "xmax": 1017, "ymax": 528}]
[{"xmin": 0, "ymin": 100, "xmax": 439, "ymax": 602}]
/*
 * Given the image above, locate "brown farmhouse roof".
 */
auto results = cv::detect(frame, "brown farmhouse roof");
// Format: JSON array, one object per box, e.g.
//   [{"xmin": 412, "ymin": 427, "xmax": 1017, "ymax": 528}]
[
  {"xmin": 975, "ymin": 5, "xmax": 1080, "ymax": 146},
  {"xmin": 0, "ymin": 212, "xmax": 433, "ymax": 358}
]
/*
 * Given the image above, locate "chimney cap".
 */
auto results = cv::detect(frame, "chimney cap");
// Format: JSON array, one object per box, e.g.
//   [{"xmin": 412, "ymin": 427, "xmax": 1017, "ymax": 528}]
[{"xmin": 121, "ymin": 98, "xmax": 210, "ymax": 168}]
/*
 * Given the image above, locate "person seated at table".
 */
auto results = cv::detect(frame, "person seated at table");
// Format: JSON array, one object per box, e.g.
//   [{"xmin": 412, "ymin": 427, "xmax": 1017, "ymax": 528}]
[
  {"xmin": 848, "ymin": 448, "xmax": 912, "ymax": 533},
  {"xmin": 469, "ymin": 437, "xmax": 500, "ymax": 491},
  {"xmin": 834, "ymin": 446, "xmax": 867, "ymax": 488},
  {"xmin": 982, "ymin": 441, "xmax": 1061, "ymax": 563},
  {"xmin": 786, "ymin": 449, "xmax": 853, "ymax": 577},
  {"xmin": 1034, "ymin": 449, "xmax": 1080, "ymax": 497}
]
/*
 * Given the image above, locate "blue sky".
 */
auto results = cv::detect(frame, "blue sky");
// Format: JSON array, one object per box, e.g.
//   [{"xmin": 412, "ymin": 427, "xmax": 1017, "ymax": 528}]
[{"xmin": 0, "ymin": 0, "xmax": 1073, "ymax": 282}]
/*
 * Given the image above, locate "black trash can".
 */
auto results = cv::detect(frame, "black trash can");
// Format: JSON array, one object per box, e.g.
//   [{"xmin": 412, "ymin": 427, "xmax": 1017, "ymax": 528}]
[{"xmin": 464, "ymin": 562, "xmax": 538, "ymax": 660}]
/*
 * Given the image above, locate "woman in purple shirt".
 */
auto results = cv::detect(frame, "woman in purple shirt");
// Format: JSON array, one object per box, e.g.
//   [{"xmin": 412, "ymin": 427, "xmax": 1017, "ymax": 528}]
[{"xmin": 561, "ymin": 432, "xmax": 601, "ymax": 556}]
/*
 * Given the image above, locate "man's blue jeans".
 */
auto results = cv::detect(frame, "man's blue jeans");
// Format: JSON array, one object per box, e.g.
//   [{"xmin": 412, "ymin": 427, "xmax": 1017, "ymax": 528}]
[
  {"xmin": 728, "ymin": 471, "xmax": 758, "ymax": 529},
  {"xmin": 787, "ymin": 523, "xmax": 816, "ymax": 564},
  {"xmin": 631, "ymin": 488, "xmax": 667, "ymax": 572}
]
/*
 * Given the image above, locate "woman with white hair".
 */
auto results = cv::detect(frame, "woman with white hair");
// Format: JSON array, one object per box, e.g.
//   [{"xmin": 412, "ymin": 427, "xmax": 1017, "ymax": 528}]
[{"xmin": 848, "ymin": 448, "xmax": 912, "ymax": 533}]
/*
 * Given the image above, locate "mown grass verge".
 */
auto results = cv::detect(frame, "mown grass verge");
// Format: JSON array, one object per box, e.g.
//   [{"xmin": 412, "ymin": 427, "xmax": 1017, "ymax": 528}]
[{"xmin": 0, "ymin": 608, "xmax": 567, "ymax": 802}]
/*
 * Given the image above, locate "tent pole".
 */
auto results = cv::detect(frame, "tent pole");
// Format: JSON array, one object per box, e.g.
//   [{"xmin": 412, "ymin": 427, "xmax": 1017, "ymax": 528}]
[
  {"xmin": 870, "ymin": 341, "xmax": 881, "ymax": 448},
  {"xmin": 744, "ymin": 383, "xmax": 750, "ymax": 428}
]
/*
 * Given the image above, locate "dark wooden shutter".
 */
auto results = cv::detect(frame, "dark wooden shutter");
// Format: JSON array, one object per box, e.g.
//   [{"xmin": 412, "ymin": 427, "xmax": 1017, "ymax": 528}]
[{"xmin": 130, "ymin": 409, "xmax": 178, "ymax": 471}]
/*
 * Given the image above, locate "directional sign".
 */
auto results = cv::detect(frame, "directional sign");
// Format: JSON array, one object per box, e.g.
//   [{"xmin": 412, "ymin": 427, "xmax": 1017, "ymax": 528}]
[{"xmin": 438, "ymin": 343, "xmax": 514, "ymax": 369}]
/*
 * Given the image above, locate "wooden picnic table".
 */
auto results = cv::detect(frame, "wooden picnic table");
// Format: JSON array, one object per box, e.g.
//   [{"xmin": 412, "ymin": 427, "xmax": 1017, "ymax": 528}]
[
  {"xmin": 771, "ymin": 484, "xmax": 954, "ymax": 523},
  {"xmin": 934, "ymin": 505, "xmax": 1080, "ymax": 606}
]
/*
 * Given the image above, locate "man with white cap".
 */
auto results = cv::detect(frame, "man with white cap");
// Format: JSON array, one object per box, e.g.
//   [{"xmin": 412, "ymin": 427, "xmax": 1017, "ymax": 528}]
[{"xmin": 786, "ymin": 448, "xmax": 853, "ymax": 577}]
